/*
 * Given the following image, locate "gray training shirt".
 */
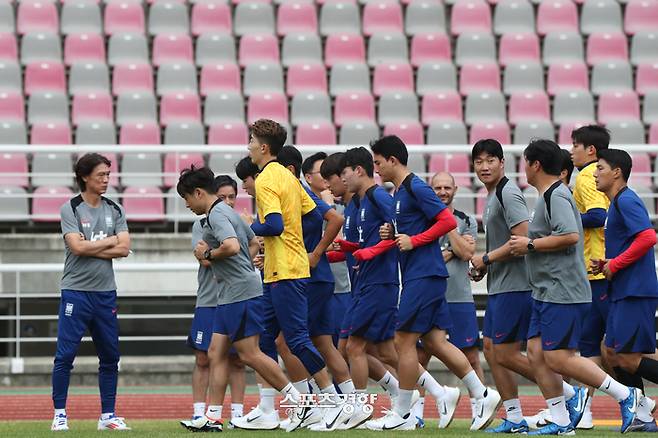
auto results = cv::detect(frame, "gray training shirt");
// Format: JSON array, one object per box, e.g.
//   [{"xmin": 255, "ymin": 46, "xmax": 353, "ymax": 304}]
[
  {"xmin": 527, "ymin": 182, "xmax": 591, "ymax": 304},
  {"xmin": 192, "ymin": 218, "xmax": 219, "ymax": 308},
  {"xmin": 439, "ymin": 210, "xmax": 478, "ymax": 303},
  {"xmin": 60, "ymin": 195, "xmax": 128, "ymax": 292},
  {"xmin": 330, "ymin": 202, "xmax": 351, "ymax": 294},
  {"xmin": 203, "ymin": 200, "xmax": 263, "ymax": 305},
  {"xmin": 482, "ymin": 177, "xmax": 531, "ymax": 295}
]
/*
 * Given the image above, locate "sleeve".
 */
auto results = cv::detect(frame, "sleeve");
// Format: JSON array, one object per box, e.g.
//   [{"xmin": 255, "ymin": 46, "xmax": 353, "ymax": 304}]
[
  {"xmin": 255, "ymin": 174, "xmax": 283, "ymax": 218},
  {"xmin": 374, "ymin": 187, "xmax": 395, "ymax": 223},
  {"xmin": 191, "ymin": 220, "xmax": 203, "ymax": 249},
  {"xmin": 413, "ymin": 179, "xmax": 446, "ymax": 220},
  {"xmin": 209, "ymin": 211, "xmax": 238, "ymax": 243},
  {"xmin": 577, "ymin": 172, "xmax": 609, "ymax": 212},
  {"xmin": 549, "ymin": 192, "xmax": 580, "ymax": 236},
  {"xmin": 580, "ymin": 208, "xmax": 607, "ymax": 228},
  {"xmin": 618, "ymin": 192, "xmax": 653, "ymax": 236},
  {"xmin": 502, "ymin": 186, "xmax": 529, "ymax": 229},
  {"xmin": 114, "ymin": 204, "xmax": 129, "ymax": 233},
  {"xmin": 60, "ymin": 203, "xmax": 80, "ymax": 237},
  {"xmin": 308, "ymin": 190, "xmax": 332, "ymax": 218},
  {"xmin": 245, "ymin": 219, "xmax": 256, "ymax": 240},
  {"xmin": 300, "ymin": 184, "xmax": 317, "ymax": 216},
  {"xmin": 609, "ymin": 229, "xmax": 657, "ymax": 273},
  {"xmin": 466, "ymin": 214, "xmax": 479, "ymax": 240}
]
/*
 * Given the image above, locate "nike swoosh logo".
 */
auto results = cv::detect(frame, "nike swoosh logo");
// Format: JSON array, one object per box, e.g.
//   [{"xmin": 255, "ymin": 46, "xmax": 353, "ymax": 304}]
[
  {"xmin": 551, "ymin": 401, "xmax": 561, "ymax": 406},
  {"xmin": 385, "ymin": 377, "xmax": 391, "ymax": 385},
  {"xmin": 600, "ymin": 294, "xmax": 607, "ymax": 301},
  {"xmin": 325, "ymin": 411, "xmax": 342, "ymax": 429},
  {"xmin": 605, "ymin": 381, "xmax": 611, "ymax": 390},
  {"xmin": 382, "ymin": 422, "xmax": 407, "ymax": 430},
  {"xmin": 510, "ymin": 427, "xmax": 524, "ymax": 433},
  {"xmin": 247, "ymin": 415, "xmax": 261, "ymax": 423},
  {"xmin": 574, "ymin": 395, "xmax": 584, "ymax": 412},
  {"xmin": 441, "ymin": 404, "xmax": 447, "ymax": 416},
  {"xmin": 478, "ymin": 404, "xmax": 484, "ymax": 418}
]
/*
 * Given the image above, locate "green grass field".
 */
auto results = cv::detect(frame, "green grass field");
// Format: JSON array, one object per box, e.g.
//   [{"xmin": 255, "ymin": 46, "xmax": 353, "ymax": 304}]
[{"xmin": 0, "ymin": 420, "xmax": 629, "ymax": 437}]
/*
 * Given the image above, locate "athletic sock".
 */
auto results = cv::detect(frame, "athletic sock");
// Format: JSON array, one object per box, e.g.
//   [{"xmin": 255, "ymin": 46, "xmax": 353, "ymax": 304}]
[
  {"xmin": 206, "ymin": 405, "xmax": 222, "ymax": 420},
  {"xmin": 562, "ymin": 382, "xmax": 576, "ymax": 400},
  {"xmin": 292, "ymin": 379, "xmax": 309, "ymax": 395},
  {"xmin": 503, "ymin": 398, "xmax": 524, "ymax": 423},
  {"xmin": 261, "ymin": 388, "xmax": 277, "ymax": 414},
  {"xmin": 461, "ymin": 370, "xmax": 487, "ymax": 399},
  {"xmin": 193, "ymin": 402, "xmax": 206, "ymax": 418},
  {"xmin": 100, "ymin": 412, "xmax": 114, "ymax": 421},
  {"xmin": 637, "ymin": 395, "xmax": 655, "ymax": 422},
  {"xmin": 416, "ymin": 370, "xmax": 446, "ymax": 400},
  {"xmin": 281, "ymin": 382, "xmax": 302, "ymax": 405},
  {"xmin": 231, "ymin": 403, "xmax": 243, "ymax": 418},
  {"xmin": 546, "ymin": 396, "xmax": 570, "ymax": 427},
  {"xmin": 338, "ymin": 379, "xmax": 355, "ymax": 396},
  {"xmin": 598, "ymin": 375, "xmax": 631, "ymax": 402},
  {"xmin": 636, "ymin": 358, "xmax": 658, "ymax": 385},
  {"xmin": 309, "ymin": 378, "xmax": 321, "ymax": 394},
  {"xmin": 54, "ymin": 409, "xmax": 66, "ymax": 417},
  {"xmin": 394, "ymin": 389, "xmax": 414, "ymax": 416},
  {"xmin": 377, "ymin": 371, "xmax": 399, "ymax": 398}
]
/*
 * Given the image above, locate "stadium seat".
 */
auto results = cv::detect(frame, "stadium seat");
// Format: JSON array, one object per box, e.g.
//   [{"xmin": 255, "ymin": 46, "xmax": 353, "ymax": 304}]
[
  {"xmin": 0, "ymin": 122, "xmax": 27, "ymax": 144},
  {"xmin": 27, "ymin": 92, "xmax": 69, "ymax": 124},
  {"xmin": 464, "ymin": 91, "xmax": 507, "ymax": 124},
  {"xmin": 0, "ymin": 61, "xmax": 20, "ymax": 92},
  {"xmin": 508, "ymin": 91, "xmax": 551, "ymax": 125},
  {"xmin": 628, "ymin": 153, "xmax": 652, "ymax": 188},
  {"xmin": 649, "ymin": 122, "xmax": 658, "ymax": 144},
  {"xmin": 339, "ymin": 121, "xmax": 380, "ymax": 144},
  {"xmin": 0, "ymin": 2, "xmax": 15, "ymax": 34},
  {"xmin": 0, "ymin": 91, "xmax": 25, "ymax": 122},
  {"xmin": 0, "ymin": 186, "xmax": 29, "ymax": 221},
  {"xmin": 295, "ymin": 122, "xmax": 337, "ymax": 145},
  {"xmin": 410, "ymin": 33, "xmax": 451, "ymax": 67},
  {"xmin": 120, "ymin": 122, "xmax": 161, "ymax": 144},
  {"xmin": 416, "ymin": 62, "xmax": 457, "ymax": 96},
  {"xmin": 455, "ymin": 33, "xmax": 497, "ymax": 66},
  {"xmin": 160, "ymin": 92, "xmax": 202, "ymax": 126},
  {"xmin": 644, "ymin": 91, "xmax": 658, "ymax": 125},
  {"xmin": 503, "ymin": 62, "xmax": 544, "ymax": 94},
  {"xmin": 320, "ymin": 2, "xmax": 360, "ymax": 37},
  {"xmin": 196, "ymin": 34, "xmax": 236, "ymax": 67},
  {"xmin": 329, "ymin": 63, "xmax": 370, "ymax": 96},
  {"xmin": 104, "ymin": 2, "xmax": 145, "ymax": 36},
  {"xmin": 459, "ymin": 62, "xmax": 501, "ymax": 95},
  {"xmin": 108, "ymin": 34, "xmax": 149, "ymax": 66},
  {"xmin": 152, "ymin": 34, "xmax": 193, "ymax": 67},
  {"xmin": 247, "ymin": 92, "xmax": 289, "ymax": 125},
  {"xmin": 0, "ymin": 33, "xmax": 17, "ymax": 62},
  {"xmin": 405, "ymin": 0, "xmax": 446, "ymax": 35},
  {"xmin": 325, "ymin": 34, "xmax": 366, "ymax": 67},
  {"xmin": 64, "ymin": 34, "xmax": 105, "ymax": 66},
  {"xmin": 17, "ymin": 1, "xmax": 59, "ymax": 35},
  {"xmin": 334, "ymin": 92, "xmax": 376, "ymax": 126},
  {"xmin": 363, "ymin": 1, "xmax": 404, "ymax": 36},
  {"xmin": 61, "ymin": 2, "xmax": 102, "ymax": 35},
  {"xmin": 607, "ymin": 120, "xmax": 646, "ymax": 144},
  {"xmin": 368, "ymin": 33, "xmax": 408, "ymax": 66},
  {"xmin": 112, "ymin": 63, "xmax": 154, "ymax": 96},
  {"xmin": 373, "ymin": 63, "xmax": 414, "ymax": 96},
  {"xmin": 543, "ymin": 32, "xmax": 584, "ymax": 64},
  {"xmin": 383, "ymin": 121, "xmax": 424, "ymax": 145},
  {"xmin": 499, "ymin": 33, "xmax": 540, "ymax": 66},
  {"xmin": 204, "ymin": 92, "xmax": 245, "ymax": 125},
  {"xmin": 581, "ymin": 0, "xmax": 623, "ymax": 35},
  {"xmin": 631, "ymin": 32, "xmax": 658, "ymax": 66},
  {"xmin": 164, "ymin": 123, "xmax": 205, "ymax": 145},
  {"xmin": 282, "ymin": 33, "xmax": 322, "ymax": 67},
  {"xmin": 591, "ymin": 61, "xmax": 633, "ymax": 96},
  {"xmin": 553, "ymin": 91, "xmax": 596, "ymax": 125},
  {"xmin": 597, "ymin": 90, "xmax": 640, "ymax": 124},
  {"xmin": 637, "ymin": 63, "xmax": 658, "ymax": 96},
  {"xmin": 71, "ymin": 92, "xmax": 114, "ymax": 126},
  {"xmin": 122, "ymin": 186, "xmax": 165, "ymax": 222},
  {"xmin": 149, "ymin": 1, "xmax": 189, "ymax": 36},
  {"xmin": 558, "ymin": 120, "xmax": 596, "ymax": 143},
  {"xmin": 493, "ymin": 0, "xmax": 535, "ymax": 35},
  {"xmin": 166, "ymin": 187, "xmax": 196, "ymax": 222},
  {"xmin": 163, "ymin": 153, "xmax": 205, "ymax": 187},
  {"xmin": 470, "ymin": 121, "xmax": 511, "ymax": 144},
  {"xmin": 450, "ymin": 0, "xmax": 492, "ymax": 36},
  {"xmin": 428, "ymin": 152, "xmax": 471, "ymax": 186},
  {"xmin": 32, "ymin": 187, "xmax": 74, "ymax": 222},
  {"xmin": 207, "ymin": 122, "xmax": 249, "ymax": 145},
  {"xmin": 239, "ymin": 34, "xmax": 280, "ymax": 67},
  {"xmin": 287, "ymin": 63, "xmax": 327, "ymax": 96},
  {"xmin": 20, "ymin": 33, "xmax": 62, "ymax": 65},
  {"xmin": 116, "ymin": 92, "xmax": 158, "ymax": 126},
  {"xmin": 234, "ymin": 3, "xmax": 275, "ymax": 36},
  {"xmin": 625, "ymin": 0, "xmax": 658, "ymax": 35},
  {"xmin": 243, "ymin": 63, "xmax": 284, "ymax": 97},
  {"xmin": 75, "ymin": 121, "xmax": 117, "ymax": 145},
  {"xmin": 200, "ymin": 63, "xmax": 241, "ymax": 96},
  {"xmin": 547, "ymin": 62, "xmax": 589, "ymax": 96},
  {"xmin": 587, "ymin": 32, "xmax": 629, "ymax": 65},
  {"xmin": 0, "ymin": 153, "xmax": 28, "ymax": 187},
  {"xmin": 290, "ymin": 92, "xmax": 332, "ymax": 126},
  {"xmin": 513, "ymin": 120, "xmax": 556, "ymax": 143},
  {"xmin": 378, "ymin": 92, "xmax": 419, "ymax": 126},
  {"xmin": 31, "ymin": 121, "xmax": 72, "ymax": 145},
  {"xmin": 427, "ymin": 121, "xmax": 468, "ymax": 144},
  {"xmin": 121, "ymin": 155, "xmax": 163, "ymax": 187},
  {"xmin": 156, "ymin": 63, "xmax": 198, "ymax": 96},
  {"xmin": 277, "ymin": 2, "xmax": 318, "ymax": 36},
  {"xmin": 208, "ymin": 151, "xmax": 243, "ymax": 176},
  {"xmin": 191, "ymin": 2, "xmax": 232, "ymax": 36},
  {"xmin": 537, "ymin": 0, "xmax": 579, "ymax": 36},
  {"xmin": 421, "ymin": 91, "xmax": 463, "ymax": 125}
]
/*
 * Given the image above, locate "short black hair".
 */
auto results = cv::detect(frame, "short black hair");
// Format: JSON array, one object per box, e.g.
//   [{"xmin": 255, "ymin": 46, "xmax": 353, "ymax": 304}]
[
  {"xmin": 524, "ymin": 139, "xmax": 562, "ymax": 176},
  {"xmin": 302, "ymin": 152, "xmax": 327, "ymax": 176},
  {"xmin": 471, "ymin": 139, "xmax": 504, "ymax": 162},
  {"xmin": 320, "ymin": 152, "xmax": 345, "ymax": 179},
  {"xmin": 277, "ymin": 145, "xmax": 303, "ymax": 178},
  {"xmin": 214, "ymin": 175, "xmax": 237, "ymax": 193},
  {"xmin": 235, "ymin": 156, "xmax": 259, "ymax": 181},
  {"xmin": 370, "ymin": 135, "xmax": 408, "ymax": 166},
  {"xmin": 341, "ymin": 147, "xmax": 374, "ymax": 178},
  {"xmin": 177, "ymin": 165, "xmax": 215, "ymax": 198},
  {"xmin": 74, "ymin": 153, "xmax": 112, "ymax": 192},
  {"xmin": 250, "ymin": 119, "xmax": 287, "ymax": 156},
  {"xmin": 560, "ymin": 148, "xmax": 574, "ymax": 184},
  {"xmin": 571, "ymin": 125, "xmax": 610, "ymax": 154},
  {"xmin": 598, "ymin": 148, "xmax": 632, "ymax": 182}
]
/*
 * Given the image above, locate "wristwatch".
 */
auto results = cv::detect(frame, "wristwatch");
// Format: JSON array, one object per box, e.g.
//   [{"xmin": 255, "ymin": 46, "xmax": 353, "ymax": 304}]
[
  {"xmin": 482, "ymin": 253, "xmax": 491, "ymax": 265},
  {"xmin": 203, "ymin": 248, "xmax": 213, "ymax": 261},
  {"xmin": 527, "ymin": 239, "xmax": 536, "ymax": 253}
]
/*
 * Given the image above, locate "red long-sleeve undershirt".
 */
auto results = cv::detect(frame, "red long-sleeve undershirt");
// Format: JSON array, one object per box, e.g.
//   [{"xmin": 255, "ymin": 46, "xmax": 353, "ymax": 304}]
[
  {"xmin": 327, "ymin": 251, "xmax": 346, "ymax": 263},
  {"xmin": 609, "ymin": 228, "xmax": 657, "ymax": 274}
]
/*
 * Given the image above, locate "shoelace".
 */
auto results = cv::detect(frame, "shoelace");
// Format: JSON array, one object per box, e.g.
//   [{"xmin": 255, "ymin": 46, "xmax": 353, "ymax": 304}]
[{"xmin": 55, "ymin": 415, "xmax": 67, "ymax": 426}]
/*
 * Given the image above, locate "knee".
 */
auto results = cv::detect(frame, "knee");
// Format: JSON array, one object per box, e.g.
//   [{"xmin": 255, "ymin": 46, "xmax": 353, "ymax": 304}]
[
  {"xmin": 526, "ymin": 341, "xmax": 543, "ymax": 366},
  {"xmin": 543, "ymin": 352, "xmax": 566, "ymax": 374},
  {"xmin": 230, "ymin": 355, "xmax": 245, "ymax": 370},
  {"xmin": 346, "ymin": 339, "xmax": 365, "ymax": 359},
  {"xmin": 196, "ymin": 352, "xmax": 210, "ymax": 369},
  {"xmin": 465, "ymin": 349, "xmax": 480, "ymax": 369},
  {"xmin": 275, "ymin": 335, "xmax": 289, "ymax": 352},
  {"xmin": 238, "ymin": 350, "xmax": 259, "ymax": 367},
  {"xmin": 617, "ymin": 354, "xmax": 641, "ymax": 374}
]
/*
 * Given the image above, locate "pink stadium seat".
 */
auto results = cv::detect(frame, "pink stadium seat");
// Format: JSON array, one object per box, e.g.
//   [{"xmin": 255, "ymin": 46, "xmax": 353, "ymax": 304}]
[
  {"xmin": 429, "ymin": 153, "xmax": 471, "ymax": 186},
  {"xmin": 104, "ymin": 2, "xmax": 145, "ymax": 36},
  {"xmin": 0, "ymin": 153, "xmax": 29, "ymax": 187},
  {"xmin": 234, "ymin": 188, "xmax": 253, "ymax": 217},
  {"xmin": 459, "ymin": 62, "xmax": 501, "ymax": 96},
  {"xmin": 450, "ymin": 0, "xmax": 492, "ymax": 36},
  {"xmin": 247, "ymin": 92, "xmax": 288, "ymax": 124},
  {"xmin": 636, "ymin": 63, "xmax": 658, "ymax": 96},
  {"xmin": 587, "ymin": 33, "xmax": 629, "ymax": 66},
  {"xmin": 296, "ymin": 122, "xmax": 337, "ymax": 145},
  {"xmin": 625, "ymin": 0, "xmax": 658, "ymax": 35},
  {"xmin": 0, "ymin": 92, "xmax": 25, "ymax": 121},
  {"xmin": 631, "ymin": 152, "xmax": 652, "ymax": 186},
  {"xmin": 537, "ymin": 0, "xmax": 579, "ymax": 36},
  {"xmin": 160, "ymin": 92, "xmax": 202, "ymax": 126},
  {"xmin": 373, "ymin": 63, "xmax": 414, "ymax": 97},
  {"xmin": 421, "ymin": 91, "xmax": 463, "ymax": 125},
  {"xmin": 286, "ymin": 63, "xmax": 327, "ymax": 97},
  {"xmin": 191, "ymin": 2, "xmax": 232, "ymax": 36},
  {"xmin": 64, "ymin": 34, "xmax": 106, "ymax": 66},
  {"xmin": 324, "ymin": 34, "xmax": 366, "ymax": 67},
  {"xmin": 72, "ymin": 92, "xmax": 114, "ymax": 126},
  {"xmin": 120, "ymin": 122, "xmax": 162, "ymax": 144},
  {"xmin": 547, "ymin": 62, "xmax": 589, "ymax": 96},
  {"xmin": 239, "ymin": 34, "xmax": 280, "ymax": 67},
  {"xmin": 208, "ymin": 122, "xmax": 249, "ymax": 145},
  {"xmin": 200, "ymin": 63, "xmax": 241, "ymax": 96},
  {"xmin": 649, "ymin": 122, "xmax": 658, "ymax": 144},
  {"xmin": 469, "ymin": 121, "xmax": 511, "ymax": 144},
  {"xmin": 112, "ymin": 63, "xmax": 154, "ymax": 96},
  {"xmin": 103, "ymin": 152, "xmax": 119, "ymax": 187},
  {"xmin": 277, "ymin": 2, "xmax": 318, "ymax": 36},
  {"xmin": 508, "ymin": 92, "xmax": 551, "ymax": 125},
  {"xmin": 122, "ymin": 186, "xmax": 165, "ymax": 222},
  {"xmin": 164, "ymin": 153, "xmax": 205, "ymax": 187},
  {"xmin": 498, "ymin": 33, "xmax": 540, "ymax": 67},
  {"xmin": 17, "ymin": 1, "xmax": 59, "ymax": 35},
  {"xmin": 558, "ymin": 120, "xmax": 595, "ymax": 143},
  {"xmin": 31, "ymin": 122, "xmax": 72, "ymax": 144},
  {"xmin": 32, "ymin": 186, "xmax": 73, "ymax": 222},
  {"xmin": 362, "ymin": 1, "xmax": 403, "ymax": 37},
  {"xmin": 475, "ymin": 186, "xmax": 488, "ymax": 217},
  {"xmin": 410, "ymin": 33, "xmax": 451, "ymax": 67},
  {"xmin": 334, "ymin": 92, "xmax": 376, "ymax": 127},
  {"xmin": 598, "ymin": 90, "xmax": 641, "ymax": 124},
  {"xmin": 152, "ymin": 34, "xmax": 193, "ymax": 67},
  {"xmin": 24, "ymin": 62, "xmax": 66, "ymax": 95},
  {"xmin": 0, "ymin": 33, "xmax": 18, "ymax": 61},
  {"xmin": 383, "ymin": 122, "xmax": 424, "ymax": 145}
]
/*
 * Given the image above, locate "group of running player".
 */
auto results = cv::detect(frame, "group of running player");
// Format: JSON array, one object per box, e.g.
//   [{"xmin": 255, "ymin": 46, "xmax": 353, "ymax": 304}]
[{"xmin": 52, "ymin": 119, "xmax": 658, "ymax": 434}]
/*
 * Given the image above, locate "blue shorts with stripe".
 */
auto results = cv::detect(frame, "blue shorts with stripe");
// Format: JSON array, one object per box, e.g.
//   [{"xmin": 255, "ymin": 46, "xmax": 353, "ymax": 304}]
[
  {"xmin": 482, "ymin": 291, "xmax": 532, "ymax": 344},
  {"xmin": 527, "ymin": 299, "xmax": 589, "ymax": 351}
]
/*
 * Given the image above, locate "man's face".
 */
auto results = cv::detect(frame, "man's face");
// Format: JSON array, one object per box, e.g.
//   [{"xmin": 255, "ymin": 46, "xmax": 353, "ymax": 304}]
[
  {"xmin": 473, "ymin": 153, "xmax": 504, "ymax": 185},
  {"xmin": 431, "ymin": 174, "xmax": 457, "ymax": 207},
  {"xmin": 305, "ymin": 160, "xmax": 328, "ymax": 193},
  {"xmin": 341, "ymin": 166, "xmax": 360, "ymax": 194},
  {"xmin": 325, "ymin": 174, "xmax": 346, "ymax": 197},
  {"xmin": 594, "ymin": 159, "xmax": 614, "ymax": 192},
  {"xmin": 373, "ymin": 153, "xmax": 393, "ymax": 182},
  {"xmin": 241, "ymin": 176, "xmax": 256, "ymax": 198},
  {"xmin": 570, "ymin": 142, "xmax": 591, "ymax": 168},
  {"xmin": 248, "ymin": 134, "xmax": 265, "ymax": 165},
  {"xmin": 183, "ymin": 189, "xmax": 205, "ymax": 215},
  {"xmin": 217, "ymin": 185, "xmax": 237, "ymax": 208},
  {"xmin": 524, "ymin": 157, "xmax": 539, "ymax": 186},
  {"xmin": 83, "ymin": 163, "xmax": 110, "ymax": 195}
]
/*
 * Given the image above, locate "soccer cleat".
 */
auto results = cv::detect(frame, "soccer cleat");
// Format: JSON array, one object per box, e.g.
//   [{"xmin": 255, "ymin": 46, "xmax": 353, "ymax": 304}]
[
  {"xmin": 525, "ymin": 409, "xmax": 553, "ymax": 430},
  {"xmin": 309, "ymin": 401, "xmax": 365, "ymax": 431},
  {"xmin": 628, "ymin": 418, "xmax": 658, "ymax": 433},
  {"xmin": 230, "ymin": 406, "xmax": 279, "ymax": 430},
  {"xmin": 286, "ymin": 404, "xmax": 312, "ymax": 432},
  {"xmin": 51, "ymin": 413, "xmax": 69, "ymax": 431},
  {"xmin": 97, "ymin": 415, "xmax": 131, "ymax": 431},
  {"xmin": 637, "ymin": 394, "xmax": 657, "ymax": 422},
  {"xmin": 620, "ymin": 387, "xmax": 641, "ymax": 434},
  {"xmin": 438, "ymin": 386, "xmax": 461, "ymax": 429},
  {"xmin": 303, "ymin": 407, "xmax": 324, "ymax": 429},
  {"xmin": 471, "ymin": 387, "xmax": 503, "ymax": 431},
  {"xmin": 565, "ymin": 386, "xmax": 588, "ymax": 428},
  {"xmin": 378, "ymin": 411, "xmax": 417, "ymax": 431},
  {"xmin": 485, "ymin": 419, "xmax": 530, "ymax": 434},
  {"xmin": 528, "ymin": 423, "xmax": 575, "ymax": 435},
  {"xmin": 415, "ymin": 417, "xmax": 425, "ymax": 429}
]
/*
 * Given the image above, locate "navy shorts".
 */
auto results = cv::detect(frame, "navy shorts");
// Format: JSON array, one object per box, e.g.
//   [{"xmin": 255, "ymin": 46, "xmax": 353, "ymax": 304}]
[
  {"xmin": 187, "ymin": 306, "xmax": 215, "ymax": 351},
  {"xmin": 527, "ymin": 299, "xmax": 589, "ymax": 351},
  {"xmin": 349, "ymin": 283, "xmax": 398, "ymax": 343},
  {"xmin": 332, "ymin": 293, "xmax": 353, "ymax": 343},
  {"xmin": 605, "ymin": 297, "xmax": 658, "ymax": 354},
  {"xmin": 483, "ymin": 291, "xmax": 532, "ymax": 344},
  {"xmin": 447, "ymin": 302, "xmax": 481, "ymax": 349},
  {"xmin": 213, "ymin": 296, "xmax": 265, "ymax": 343},
  {"xmin": 579, "ymin": 279, "xmax": 610, "ymax": 357},
  {"xmin": 306, "ymin": 282, "xmax": 335, "ymax": 337},
  {"xmin": 397, "ymin": 277, "xmax": 452, "ymax": 335}
]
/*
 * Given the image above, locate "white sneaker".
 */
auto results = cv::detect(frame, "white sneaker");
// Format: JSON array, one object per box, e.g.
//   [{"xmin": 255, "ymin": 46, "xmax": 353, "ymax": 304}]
[
  {"xmin": 438, "ymin": 386, "xmax": 461, "ymax": 429},
  {"xmin": 51, "ymin": 414, "xmax": 69, "ymax": 431},
  {"xmin": 279, "ymin": 417, "xmax": 291, "ymax": 430},
  {"xmin": 390, "ymin": 389, "xmax": 420, "ymax": 413},
  {"xmin": 378, "ymin": 410, "xmax": 416, "ymax": 431},
  {"xmin": 470, "ymin": 387, "xmax": 502, "ymax": 431},
  {"xmin": 525, "ymin": 408, "xmax": 553, "ymax": 430},
  {"xmin": 636, "ymin": 395, "xmax": 657, "ymax": 423},
  {"xmin": 230, "ymin": 405, "xmax": 279, "ymax": 430},
  {"xmin": 576, "ymin": 408, "xmax": 593, "ymax": 430},
  {"xmin": 185, "ymin": 415, "xmax": 223, "ymax": 432},
  {"xmin": 286, "ymin": 405, "xmax": 312, "ymax": 432},
  {"xmin": 340, "ymin": 402, "xmax": 373, "ymax": 430},
  {"xmin": 365, "ymin": 410, "xmax": 396, "ymax": 431},
  {"xmin": 97, "ymin": 416, "xmax": 131, "ymax": 431},
  {"xmin": 309, "ymin": 402, "xmax": 350, "ymax": 432}
]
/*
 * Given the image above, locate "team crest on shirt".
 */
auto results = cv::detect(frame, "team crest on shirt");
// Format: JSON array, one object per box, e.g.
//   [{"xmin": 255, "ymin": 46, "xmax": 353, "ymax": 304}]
[
  {"xmin": 80, "ymin": 218, "xmax": 91, "ymax": 228},
  {"xmin": 105, "ymin": 216, "xmax": 113, "ymax": 227},
  {"xmin": 345, "ymin": 216, "xmax": 350, "ymax": 230},
  {"xmin": 395, "ymin": 200, "xmax": 401, "ymax": 215},
  {"xmin": 65, "ymin": 303, "xmax": 74, "ymax": 316},
  {"xmin": 529, "ymin": 210, "xmax": 535, "ymax": 222},
  {"xmin": 195, "ymin": 331, "xmax": 203, "ymax": 344},
  {"xmin": 360, "ymin": 208, "xmax": 366, "ymax": 221}
]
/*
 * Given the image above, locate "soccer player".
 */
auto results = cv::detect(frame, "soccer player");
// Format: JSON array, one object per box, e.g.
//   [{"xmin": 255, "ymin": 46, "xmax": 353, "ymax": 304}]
[
  {"xmin": 177, "ymin": 166, "xmax": 311, "ymax": 432},
  {"xmin": 592, "ymin": 148, "xmax": 658, "ymax": 432},
  {"xmin": 559, "ymin": 149, "xmax": 574, "ymax": 188},
  {"xmin": 369, "ymin": 136, "xmax": 500, "ymax": 431},
  {"xmin": 509, "ymin": 140, "xmax": 640, "ymax": 435},
  {"xmin": 52, "ymin": 153, "xmax": 131, "ymax": 431}
]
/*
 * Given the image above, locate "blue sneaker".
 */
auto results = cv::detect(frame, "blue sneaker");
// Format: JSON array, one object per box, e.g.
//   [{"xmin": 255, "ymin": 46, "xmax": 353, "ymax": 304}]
[
  {"xmin": 415, "ymin": 417, "xmax": 425, "ymax": 429},
  {"xmin": 485, "ymin": 419, "xmax": 530, "ymax": 434},
  {"xmin": 628, "ymin": 418, "xmax": 658, "ymax": 433},
  {"xmin": 528, "ymin": 423, "xmax": 575, "ymax": 435},
  {"xmin": 621, "ymin": 387, "xmax": 641, "ymax": 433},
  {"xmin": 566, "ymin": 386, "xmax": 588, "ymax": 428}
]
